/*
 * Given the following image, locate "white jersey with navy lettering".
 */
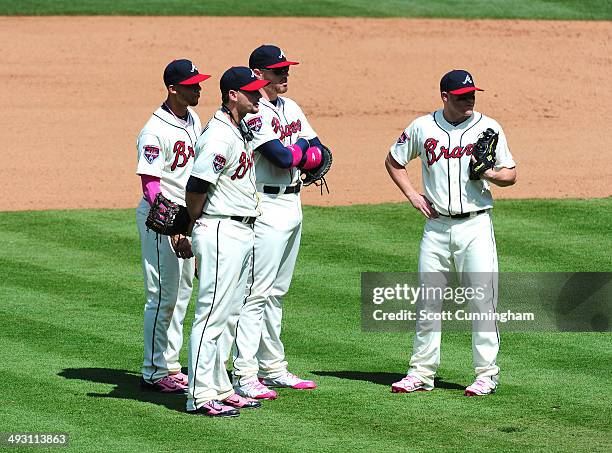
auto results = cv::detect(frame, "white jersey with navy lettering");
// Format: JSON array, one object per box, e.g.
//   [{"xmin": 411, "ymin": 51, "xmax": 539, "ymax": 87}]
[
  {"xmin": 136, "ymin": 106, "xmax": 201, "ymax": 205},
  {"xmin": 244, "ymin": 96, "xmax": 317, "ymax": 186},
  {"xmin": 192, "ymin": 110, "xmax": 259, "ymax": 218},
  {"xmin": 390, "ymin": 110, "xmax": 515, "ymax": 216}
]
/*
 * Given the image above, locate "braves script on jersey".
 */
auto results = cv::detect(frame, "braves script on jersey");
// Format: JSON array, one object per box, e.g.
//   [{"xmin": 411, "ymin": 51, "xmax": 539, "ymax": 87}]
[
  {"xmin": 244, "ymin": 97, "xmax": 317, "ymax": 186},
  {"xmin": 136, "ymin": 106, "xmax": 202, "ymax": 205},
  {"xmin": 192, "ymin": 110, "xmax": 259, "ymax": 217},
  {"xmin": 390, "ymin": 110, "xmax": 516, "ymax": 215}
]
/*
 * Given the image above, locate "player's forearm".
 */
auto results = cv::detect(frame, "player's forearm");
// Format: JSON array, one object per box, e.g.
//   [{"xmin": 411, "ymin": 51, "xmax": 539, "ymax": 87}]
[
  {"xmin": 385, "ymin": 154, "xmax": 419, "ymax": 199},
  {"xmin": 140, "ymin": 174, "xmax": 161, "ymax": 205},
  {"xmin": 185, "ymin": 191, "xmax": 206, "ymax": 236},
  {"xmin": 482, "ymin": 167, "xmax": 517, "ymax": 187},
  {"xmin": 257, "ymin": 138, "xmax": 310, "ymax": 169},
  {"xmin": 185, "ymin": 191, "xmax": 206, "ymax": 221}
]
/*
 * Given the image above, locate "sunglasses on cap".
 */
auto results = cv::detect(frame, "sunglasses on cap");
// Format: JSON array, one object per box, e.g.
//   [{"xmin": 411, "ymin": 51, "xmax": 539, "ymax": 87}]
[{"xmin": 262, "ymin": 67, "xmax": 289, "ymax": 76}]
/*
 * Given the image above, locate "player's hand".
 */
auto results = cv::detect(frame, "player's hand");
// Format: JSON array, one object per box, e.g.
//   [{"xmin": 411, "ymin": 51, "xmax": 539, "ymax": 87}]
[
  {"xmin": 171, "ymin": 234, "xmax": 194, "ymax": 259},
  {"xmin": 408, "ymin": 193, "xmax": 438, "ymax": 219}
]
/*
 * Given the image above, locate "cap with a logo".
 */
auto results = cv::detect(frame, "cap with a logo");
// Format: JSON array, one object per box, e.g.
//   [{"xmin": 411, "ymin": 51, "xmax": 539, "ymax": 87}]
[
  {"xmin": 163, "ymin": 59, "xmax": 211, "ymax": 87},
  {"xmin": 249, "ymin": 45, "xmax": 299, "ymax": 69},
  {"xmin": 440, "ymin": 70, "xmax": 484, "ymax": 95},
  {"xmin": 220, "ymin": 66, "xmax": 270, "ymax": 93}
]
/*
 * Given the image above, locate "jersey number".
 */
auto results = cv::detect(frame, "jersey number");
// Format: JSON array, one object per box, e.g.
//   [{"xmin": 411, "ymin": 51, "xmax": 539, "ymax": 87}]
[
  {"xmin": 231, "ymin": 151, "xmax": 254, "ymax": 180},
  {"xmin": 171, "ymin": 141, "xmax": 194, "ymax": 171}
]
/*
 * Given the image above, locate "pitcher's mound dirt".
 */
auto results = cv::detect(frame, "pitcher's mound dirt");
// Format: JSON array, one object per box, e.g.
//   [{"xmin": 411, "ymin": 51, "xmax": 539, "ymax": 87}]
[{"xmin": 2, "ymin": 17, "xmax": 610, "ymax": 211}]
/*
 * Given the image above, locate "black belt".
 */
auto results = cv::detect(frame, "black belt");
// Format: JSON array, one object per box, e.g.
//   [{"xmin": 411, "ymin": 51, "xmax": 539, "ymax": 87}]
[
  {"xmin": 230, "ymin": 216, "xmax": 256, "ymax": 225},
  {"xmin": 439, "ymin": 209, "xmax": 486, "ymax": 219},
  {"xmin": 204, "ymin": 212, "xmax": 256, "ymax": 225},
  {"xmin": 262, "ymin": 184, "xmax": 301, "ymax": 195}
]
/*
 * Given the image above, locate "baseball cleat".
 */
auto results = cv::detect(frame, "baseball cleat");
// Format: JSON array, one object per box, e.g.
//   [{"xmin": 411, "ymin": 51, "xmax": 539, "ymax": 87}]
[
  {"xmin": 391, "ymin": 375, "xmax": 433, "ymax": 393},
  {"xmin": 222, "ymin": 393, "xmax": 262, "ymax": 409},
  {"xmin": 187, "ymin": 400, "xmax": 240, "ymax": 417},
  {"xmin": 235, "ymin": 379, "xmax": 278, "ymax": 400},
  {"xmin": 259, "ymin": 372, "xmax": 317, "ymax": 390},
  {"xmin": 464, "ymin": 378, "xmax": 497, "ymax": 396},
  {"xmin": 168, "ymin": 371, "xmax": 188, "ymax": 387},
  {"xmin": 140, "ymin": 375, "xmax": 188, "ymax": 394}
]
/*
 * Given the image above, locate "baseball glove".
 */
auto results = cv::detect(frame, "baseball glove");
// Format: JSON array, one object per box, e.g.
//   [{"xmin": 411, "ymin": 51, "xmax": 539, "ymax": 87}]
[
  {"xmin": 301, "ymin": 144, "xmax": 332, "ymax": 190},
  {"xmin": 145, "ymin": 193, "xmax": 191, "ymax": 236},
  {"xmin": 469, "ymin": 128, "xmax": 498, "ymax": 180}
]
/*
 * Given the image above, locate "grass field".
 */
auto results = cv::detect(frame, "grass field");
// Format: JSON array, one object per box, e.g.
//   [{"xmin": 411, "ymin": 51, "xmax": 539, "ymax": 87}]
[
  {"xmin": 0, "ymin": 199, "xmax": 610, "ymax": 452},
  {"xmin": 1, "ymin": 0, "xmax": 611, "ymax": 19}
]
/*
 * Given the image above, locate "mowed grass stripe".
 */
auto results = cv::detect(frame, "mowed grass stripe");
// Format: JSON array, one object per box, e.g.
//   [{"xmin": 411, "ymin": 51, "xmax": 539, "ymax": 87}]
[
  {"xmin": 2, "ymin": 0, "xmax": 610, "ymax": 20},
  {"xmin": 0, "ymin": 199, "xmax": 610, "ymax": 452}
]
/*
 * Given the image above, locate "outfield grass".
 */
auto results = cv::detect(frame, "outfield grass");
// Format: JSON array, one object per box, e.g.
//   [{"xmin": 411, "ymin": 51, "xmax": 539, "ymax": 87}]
[
  {"xmin": 1, "ymin": 0, "xmax": 611, "ymax": 20},
  {"xmin": 0, "ymin": 199, "xmax": 610, "ymax": 452}
]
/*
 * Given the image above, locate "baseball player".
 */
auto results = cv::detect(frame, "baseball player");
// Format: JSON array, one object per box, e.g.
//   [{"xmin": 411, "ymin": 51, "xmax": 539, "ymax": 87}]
[
  {"xmin": 232, "ymin": 45, "xmax": 327, "ymax": 399},
  {"xmin": 136, "ymin": 59, "xmax": 209, "ymax": 393},
  {"xmin": 385, "ymin": 70, "xmax": 517, "ymax": 396},
  {"xmin": 184, "ymin": 67, "xmax": 270, "ymax": 417}
]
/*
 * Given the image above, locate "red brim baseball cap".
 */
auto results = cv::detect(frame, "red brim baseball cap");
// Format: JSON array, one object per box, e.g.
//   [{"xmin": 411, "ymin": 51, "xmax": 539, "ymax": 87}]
[
  {"xmin": 440, "ymin": 70, "xmax": 484, "ymax": 95},
  {"xmin": 220, "ymin": 66, "xmax": 271, "ymax": 92},
  {"xmin": 249, "ymin": 45, "xmax": 299, "ymax": 69},
  {"xmin": 180, "ymin": 74, "xmax": 212, "ymax": 85},
  {"xmin": 164, "ymin": 59, "xmax": 211, "ymax": 87}
]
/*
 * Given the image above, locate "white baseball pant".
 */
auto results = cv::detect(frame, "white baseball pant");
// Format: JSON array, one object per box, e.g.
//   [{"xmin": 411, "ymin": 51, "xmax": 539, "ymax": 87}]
[
  {"xmin": 187, "ymin": 216, "xmax": 254, "ymax": 411},
  {"xmin": 408, "ymin": 211, "xmax": 500, "ymax": 388},
  {"xmin": 136, "ymin": 199, "xmax": 194, "ymax": 382},
  {"xmin": 233, "ymin": 192, "xmax": 302, "ymax": 384}
]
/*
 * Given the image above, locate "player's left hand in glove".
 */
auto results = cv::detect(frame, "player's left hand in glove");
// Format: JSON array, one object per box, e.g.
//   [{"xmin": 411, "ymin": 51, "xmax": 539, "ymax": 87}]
[
  {"xmin": 469, "ymin": 128, "xmax": 498, "ymax": 180},
  {"xmin": 170, "ymin": 234, "xmax": 193, "ymax": 259},
  {"xmin": 145, "ymin": 193, "xmax": 191, "ymax": 236},
  {"xmin": 300, "ymin": 144, "xmax": 332, "ymax": 192}
]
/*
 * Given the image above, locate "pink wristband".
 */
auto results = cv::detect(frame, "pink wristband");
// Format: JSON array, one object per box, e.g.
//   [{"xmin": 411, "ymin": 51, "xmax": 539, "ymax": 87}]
[
  {"xmin": 141, "ymin": 174, "xmax": 161, "ymax": 205},
  {"xmin": 301, "ymin": 146, "xmax": 323, "ymax": 170},
  {"xmin": 287, "ymin": 144, "xmax": 303, "ymax": 168}
]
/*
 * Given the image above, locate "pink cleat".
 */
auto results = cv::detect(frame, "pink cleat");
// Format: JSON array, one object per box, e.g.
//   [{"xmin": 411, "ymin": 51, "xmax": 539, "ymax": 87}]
[
  {"xmin": 259, "ymin": 372, "xmax": 317, "ymax": 390},
  {"xmin": 235, "ymin": 379, "xmax": 278, "ymax": 400},
  {"xmin": 464, "ymin": 378, "xmax": 497, "ymax": 396},
  {"xmin": 222, "ymin": 393, "xmax": 262, "ymax": 409},
  {"xmin": 188, "ymin": 400, "xmax": 240, "ymax": 417},
  {"xmin": 140, "ymin": 375, "xmax": 187, "ymax": 394},
  {"xmin": 391, "ymin": 375, "xmax": 432, "ymax": 393},
  {"xmin": 169, "ymin": 372, "xmax": 188, "ymax": 387}
]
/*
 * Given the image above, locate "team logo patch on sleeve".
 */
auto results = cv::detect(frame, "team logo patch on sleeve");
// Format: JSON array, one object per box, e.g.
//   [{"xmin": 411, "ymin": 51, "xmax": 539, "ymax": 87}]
[
  {"xmin": 397, "ymin": 132, "xmax": 409, "ymax": 144},
  {"xmin": 246, "ymin": 116, "xmax": 263, "ymax": 132},
  {"xmin": 143, "ymin": 145, "xmax": 160, "ymax": 164},
  {"xmin": 213, "ymin": 154, "xmax": 227, "ymax": 173}
]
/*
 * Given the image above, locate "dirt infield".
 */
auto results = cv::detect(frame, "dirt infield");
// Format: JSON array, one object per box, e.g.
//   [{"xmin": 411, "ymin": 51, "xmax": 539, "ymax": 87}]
[{"xmin": 2, "ymin": 17, "xmax": 610, "ymax": 211}]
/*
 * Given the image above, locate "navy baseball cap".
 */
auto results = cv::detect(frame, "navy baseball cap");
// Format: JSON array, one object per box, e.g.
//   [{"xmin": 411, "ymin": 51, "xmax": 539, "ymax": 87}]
[
  {"xmin": 220, "ymin": 66, "xmax": 270, "ymax": 93},
  {"xmin": 163, "ymin": 59, "xmax": 211, "ymax": 87},
  {"xmin": 249, "ymin": 45, "xmax": 299, "ymax": 69},
  {"xmin": 440, "ymin": 70, "xmax": 484, "ymax": 95}
]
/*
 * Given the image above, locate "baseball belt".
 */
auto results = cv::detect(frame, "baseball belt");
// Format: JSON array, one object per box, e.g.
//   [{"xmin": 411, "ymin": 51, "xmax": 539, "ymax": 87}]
[
  {"xmin": 262, "ymin": 184, "xmax": 301, "ymax": 195},
  {"xmin": 439, "ymin": 210, "xmax": 487, "ymax": 219}
]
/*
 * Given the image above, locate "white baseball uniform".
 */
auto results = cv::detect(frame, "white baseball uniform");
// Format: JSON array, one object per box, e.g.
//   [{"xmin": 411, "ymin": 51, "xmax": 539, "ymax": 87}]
[
  {"xmin": 390, "ymin": 109, "xmax": 516, "ymax": 388},
  {"xmin": 232, "ymin": 96, "xmax": 317, "ymax": 383},
  {"xmin": 136, "ymin": 105, "xmax": 200, "ymax": 383},
  {"xmin": 187, "ymin": 109, "xmax": 260, "ymax": 411}
]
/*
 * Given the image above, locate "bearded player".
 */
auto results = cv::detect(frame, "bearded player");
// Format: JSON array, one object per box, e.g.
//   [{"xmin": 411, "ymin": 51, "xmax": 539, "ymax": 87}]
[{"xmin": 385, "ymin": 70, "xmax": 517, "ymax": 396}]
